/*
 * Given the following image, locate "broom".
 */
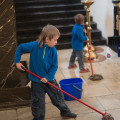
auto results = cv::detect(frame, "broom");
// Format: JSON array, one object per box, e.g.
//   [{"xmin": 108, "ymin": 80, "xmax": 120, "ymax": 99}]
[
  {"xmin": 21, "ymin": 66, "xmax": 114, "ymax": 120},
  {"xmin": 83, "ymin": 24, "xmax": 103, "ymax": 80}
]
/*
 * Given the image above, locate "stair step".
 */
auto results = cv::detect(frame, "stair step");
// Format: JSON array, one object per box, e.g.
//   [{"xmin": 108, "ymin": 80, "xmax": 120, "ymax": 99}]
[
  {"xmin": 16, "ymin": 17, "xmax": 74, "ymax": 28},
  {"xmin": 59, "ymin": 30, "xmax": 102, "ymax": 41},
  {"xmin": 15, "ymin": 3, "xmax": 84, "ymax": 13},
  {"xmin": 16, "ymin": 36, "xmax": 106, "ymax": 49},
  {"xmin": 16, "ymin": 29, "xmax": 103, "ymax": 44},
  {"xmin": 56, "ymin": 42, "xmax": 72, "ymax": 50},
  {"xmin": 16, "ymin": 22, "xmax": 97, "ymax": 37},
  {"xmin": 56, "ymin": 37, "xmax": 107, "ymax": 50},
  {"xmin": 92, "ymin": 37, "xmax": 107, "ymax": 45},
  {"xmin": 15, "ymin": 0, "xmax": 81, "ymax": 7},
  {"xmin": 16, "ymin": 10, "xmax": 86, "ymax": 20},
  {"xmin": 16, "ymin": 16, "xmax": 94, "ymax": 28}
]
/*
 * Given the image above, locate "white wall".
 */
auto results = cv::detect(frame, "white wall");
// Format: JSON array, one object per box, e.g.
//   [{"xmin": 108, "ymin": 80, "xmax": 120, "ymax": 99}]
[{"xmin": 90, "ymin": 0, "xmax": 114, "ymax": 43}]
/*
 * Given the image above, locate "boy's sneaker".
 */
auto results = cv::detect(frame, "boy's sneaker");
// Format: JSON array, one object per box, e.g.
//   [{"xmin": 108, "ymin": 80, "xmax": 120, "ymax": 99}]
[
  {"xmin": 68, "ymin": 64, "xmax": 77, "ymax": 69},
  {"xmin": 80, "ymin": 68, "xmax": 90, "ymax": 73},
  {"xmin": 33, "ymin": 118, "xmax": 39, "ymax": 120},
  {"xmin": 61, "ymin": 112, "xmax": 77, "ymax": 119}
]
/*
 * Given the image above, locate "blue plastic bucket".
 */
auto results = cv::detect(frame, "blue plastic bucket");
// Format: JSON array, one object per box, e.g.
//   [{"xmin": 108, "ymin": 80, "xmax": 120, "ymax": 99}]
[
  {"xmin": 59, "ymin": 78, "xmax": 83, "ymax": 101},
  {"xmin": 117, "ymin": 44, "xmax": 120, "ymax": 57}
]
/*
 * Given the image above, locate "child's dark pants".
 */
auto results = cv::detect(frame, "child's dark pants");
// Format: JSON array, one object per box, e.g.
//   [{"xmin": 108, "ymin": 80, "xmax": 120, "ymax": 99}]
[
  {"xmin": 31, "ymin": 79, "xmax": 70, "ymax": 120},
  {"xmin": 69, "ymin": 50, "xmax": 84, "ymax": 69}
]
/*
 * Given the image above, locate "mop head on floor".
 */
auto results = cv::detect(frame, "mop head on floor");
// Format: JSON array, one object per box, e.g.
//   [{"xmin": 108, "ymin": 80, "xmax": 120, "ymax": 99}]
[
  {"xmin": 102, "ymin": 113, "xmax": 114, "ymax": 120},
  {"xmin": 89, "ymin": 74, "xmax": 103, "ymax": 81}
]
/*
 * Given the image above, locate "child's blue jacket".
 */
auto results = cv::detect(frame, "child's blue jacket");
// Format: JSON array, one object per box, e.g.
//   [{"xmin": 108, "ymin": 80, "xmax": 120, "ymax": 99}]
[
  {"xmin": 72, "ymin": 24, "xmax": 87, "ymax": 51},
  {"xmin": 14, "ymin": 41, "xmax": 58, "ymax": 83}
]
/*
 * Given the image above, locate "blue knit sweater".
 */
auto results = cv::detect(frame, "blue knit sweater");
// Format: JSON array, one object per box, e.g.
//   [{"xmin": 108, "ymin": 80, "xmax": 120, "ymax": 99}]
[
  {"xmin": 72, "ymin": 24, "xmax": 87, "ymax": 51},
  {"xmin": 14, "ymin": 41, "xmax": 58, "ymax": 83}
]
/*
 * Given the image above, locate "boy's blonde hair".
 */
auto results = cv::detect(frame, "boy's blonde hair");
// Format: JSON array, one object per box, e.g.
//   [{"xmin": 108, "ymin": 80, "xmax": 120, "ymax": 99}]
[
  {"xmin": 74, "ymin": 14, "xmax": 84, "ymax": 24},
  {"xmin": 38, "ymin": 24, "xmax": 60, "ymax": 48}
]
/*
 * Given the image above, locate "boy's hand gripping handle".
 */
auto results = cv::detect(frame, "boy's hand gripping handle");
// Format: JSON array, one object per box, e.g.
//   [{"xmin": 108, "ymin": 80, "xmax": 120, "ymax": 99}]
[{"xmin": 21, "ymin": 66, "xmax": 26, "ymax": 71}]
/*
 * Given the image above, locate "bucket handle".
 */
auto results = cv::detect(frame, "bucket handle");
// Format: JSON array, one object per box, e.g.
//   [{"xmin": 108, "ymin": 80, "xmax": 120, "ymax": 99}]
[{"xmin": 73, "ymin": 85, "xmax": 83, "ymax": 92}]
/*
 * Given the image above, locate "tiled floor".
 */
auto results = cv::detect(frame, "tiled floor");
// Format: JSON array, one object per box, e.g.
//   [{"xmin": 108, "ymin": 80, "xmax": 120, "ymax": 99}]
[{"xmin": 1, "ymin": 45, "xmax": 120, "ymax": 120}]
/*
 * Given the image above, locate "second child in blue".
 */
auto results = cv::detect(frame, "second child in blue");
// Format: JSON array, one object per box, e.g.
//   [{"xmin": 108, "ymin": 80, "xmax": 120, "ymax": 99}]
[{"xmin": 68, "ymin": 14, "xmax": 90, "ymax": 73}]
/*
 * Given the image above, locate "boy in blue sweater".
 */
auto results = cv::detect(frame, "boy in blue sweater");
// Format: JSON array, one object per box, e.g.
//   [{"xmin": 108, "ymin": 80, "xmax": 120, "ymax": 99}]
[
  {"xmin": 68, "ymin": 14, "xmax": 90, "ymax": 73},
  {"xmin": 14, "ymin": 25, "xmax": 77, "ymax": 120}
]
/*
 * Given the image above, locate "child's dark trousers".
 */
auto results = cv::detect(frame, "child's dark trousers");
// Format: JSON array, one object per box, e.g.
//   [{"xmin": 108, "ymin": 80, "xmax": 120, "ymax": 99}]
[
  {"xmin": 69, "ymin": 50, "xmax": 84, "ymax": 69},
  {"xmin": 31, "ymin": 80, "xmax": 71, "ymax": 120}
]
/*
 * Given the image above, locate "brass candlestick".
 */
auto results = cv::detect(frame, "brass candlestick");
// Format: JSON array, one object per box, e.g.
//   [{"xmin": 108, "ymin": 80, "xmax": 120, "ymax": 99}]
[
  {"xmin": 82, "ymin": 0, "xmax": 96, "ymax": 60},
  {"xmin": 82, "ymin": 0, "xmax": 94, "ymax": 45}
]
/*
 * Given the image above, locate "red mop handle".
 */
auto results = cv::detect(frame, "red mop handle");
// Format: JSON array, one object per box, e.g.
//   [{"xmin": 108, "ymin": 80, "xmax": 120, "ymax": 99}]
[
  {"xmin": 83, "ymin": 25, "xmax": 94, "ymax": 75},
  {"xmin": 22, "ymin": 67, "xmax": 106, "ymax": 116}
]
